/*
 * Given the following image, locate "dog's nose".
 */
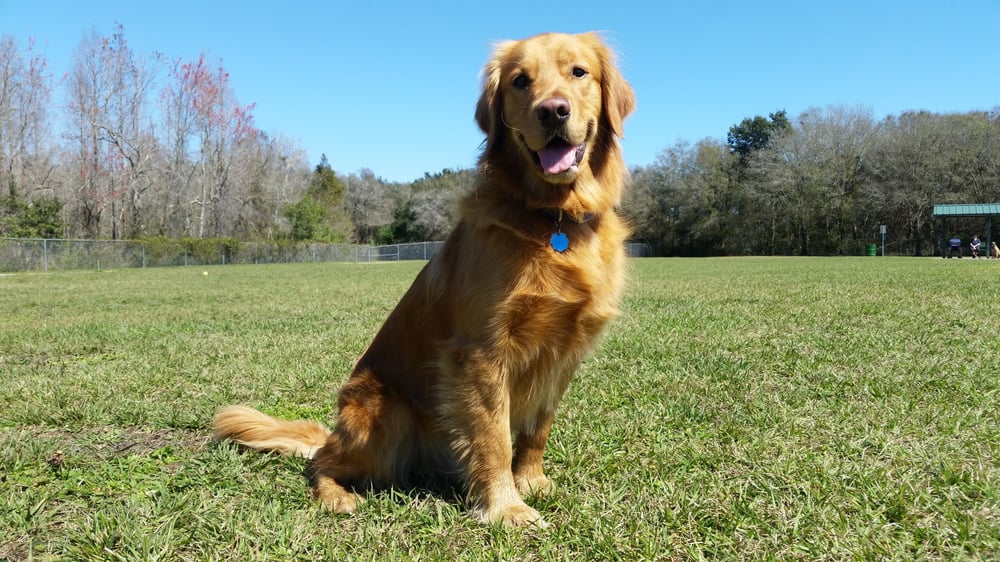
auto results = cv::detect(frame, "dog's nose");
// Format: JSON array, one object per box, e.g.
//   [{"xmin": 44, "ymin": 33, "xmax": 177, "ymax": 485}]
[{"xmin": 536, "ymin": 98, "xmax": 571, "ymax": 127}]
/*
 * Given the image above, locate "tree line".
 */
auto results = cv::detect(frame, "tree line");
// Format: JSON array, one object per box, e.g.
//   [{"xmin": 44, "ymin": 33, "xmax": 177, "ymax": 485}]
[
  {"xmin": 622, "ymin": 107, "xmax": 1000, "ymax": 256},
  {"xmin": 2, "ymin": 28, "xmax": 998, "ymax": 255},
  {"xmin": 0, "ymin": 28, "xmax": 472, "ymax": 246}
]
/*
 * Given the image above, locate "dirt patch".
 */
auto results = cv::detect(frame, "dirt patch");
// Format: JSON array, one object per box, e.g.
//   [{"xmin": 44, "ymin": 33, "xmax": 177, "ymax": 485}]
[
  {"xmin": 0, "ymin": 535, "xmax": 31, "ymax": 562},
  {"xmin": 1, "ymin": 425, "xmax": 211, "ymax": 461}
]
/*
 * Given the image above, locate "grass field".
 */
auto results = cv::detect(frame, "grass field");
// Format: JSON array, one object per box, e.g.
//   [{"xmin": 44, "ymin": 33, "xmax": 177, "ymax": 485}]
[{"xmin": 2, "ymin": 257, "xmax": 999, "ymax": 560}]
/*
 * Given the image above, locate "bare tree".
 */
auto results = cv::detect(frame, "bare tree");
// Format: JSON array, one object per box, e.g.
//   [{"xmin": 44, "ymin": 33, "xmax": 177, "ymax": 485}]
[
  {"xmin": 156, "ymin": 56, "xmax": 198, "ymax": 236},
  {"xmin": 0, "ymin": 35, "xmax": 53, "ymax": 201},
  {"xmin": 345, "ymin": 168, "xmax": 399, "ymax": 243},
  {"xmin": 406, "ymin": 168, "xmax": 473, "ymax": 241},
  {"xmin": 65, "ymin": 25, "xmax": 158, "ymax": 239},
  {"xmin": 748, "ymin": 105, "xmax": 878, "ymax": 254},
  {"xmin": 227, "ymin": 132, "xmax": 310, "ymax": 240},
  {"xmin": 168, "ymin": 54, "xmax": 259, "ymax": 237}
]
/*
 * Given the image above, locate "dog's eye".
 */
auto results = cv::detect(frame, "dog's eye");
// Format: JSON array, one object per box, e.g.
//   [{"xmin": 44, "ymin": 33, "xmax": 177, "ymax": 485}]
[
  {"xmin": 512, "ymin": 74, "xmax": 530, "ymax": 89},
  {"xmin": 572, "ymin": 66, "xmax": 588, "ymax": 78}
]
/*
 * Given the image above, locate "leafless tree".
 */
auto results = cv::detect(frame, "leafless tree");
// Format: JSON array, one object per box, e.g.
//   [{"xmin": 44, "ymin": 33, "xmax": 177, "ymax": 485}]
[
  {"xmin": 226, "ymin": 132, "xmax": 310, "ymax": 240},
  {"xmin": 65, "ymin": 25, "xmax": 158, "ymax": 238},
  {"xmin": 0, "ymin": 35, "xmax": 54, "ymax": 201},
  {"xmin": 345, "ymin": 168, "xmax": 397, "ymax": 243},
  {"xmin": 171, "ymin": 55, "xmax": 260, "ymax": 237}
]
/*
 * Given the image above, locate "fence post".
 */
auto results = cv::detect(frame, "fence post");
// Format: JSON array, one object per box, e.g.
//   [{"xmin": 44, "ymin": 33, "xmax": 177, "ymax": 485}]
[{"xmin": 43, "ymin": 239, "xmax": 48, "ymax": 272}]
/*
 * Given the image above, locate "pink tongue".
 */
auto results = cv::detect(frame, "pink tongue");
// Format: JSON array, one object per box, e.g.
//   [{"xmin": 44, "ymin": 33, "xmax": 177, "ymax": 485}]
[{"xmin": 537, "ymin": 144, "xmax": 578, "ymax": 174}]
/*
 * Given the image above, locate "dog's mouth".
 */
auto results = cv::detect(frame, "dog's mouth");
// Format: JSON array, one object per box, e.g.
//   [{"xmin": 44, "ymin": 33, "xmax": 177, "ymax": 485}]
[{"xmin": 533, "ymin": 138, "xmax": 586, "ymax": 176}]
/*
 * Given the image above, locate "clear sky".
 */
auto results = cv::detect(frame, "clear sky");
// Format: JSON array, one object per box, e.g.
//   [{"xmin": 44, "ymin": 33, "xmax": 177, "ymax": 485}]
[{"xmin": 3, "ymin": 0, "xmax": 1000, "ymax": 183}]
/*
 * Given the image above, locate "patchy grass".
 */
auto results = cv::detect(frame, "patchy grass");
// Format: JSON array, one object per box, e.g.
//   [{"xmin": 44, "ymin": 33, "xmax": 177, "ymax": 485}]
[{"xmin": 2, "ymin": 258, "xmax": 999, "ymax": 560}]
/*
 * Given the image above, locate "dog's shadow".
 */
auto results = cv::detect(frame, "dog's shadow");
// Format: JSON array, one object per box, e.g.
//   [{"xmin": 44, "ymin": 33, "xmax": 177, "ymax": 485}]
[{"xmin": 215, "ymin": 436, "xmax": 473, "ymax": 513}]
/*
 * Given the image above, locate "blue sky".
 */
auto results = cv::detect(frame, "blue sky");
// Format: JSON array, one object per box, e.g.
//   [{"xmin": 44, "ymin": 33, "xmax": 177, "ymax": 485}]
[{"xmin": 3, "ymin": 1, "xmax": 1000, "ymax": 182}]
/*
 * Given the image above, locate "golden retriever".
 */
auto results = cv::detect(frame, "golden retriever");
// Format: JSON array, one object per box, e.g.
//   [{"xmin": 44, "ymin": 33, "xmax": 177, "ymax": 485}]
[{"xmin": 213, "ymin": 32, "xmax": 634, "ymax": 527}]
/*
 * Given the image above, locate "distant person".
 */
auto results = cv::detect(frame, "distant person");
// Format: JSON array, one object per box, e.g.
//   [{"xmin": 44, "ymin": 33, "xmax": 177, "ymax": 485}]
[
  {"xmin": 947, "ymin": 236, "xmax": 962, "ymax": 258},
  {"xmin": 970, "ymin": 235, "xmax": 982, "ymax": 259}
]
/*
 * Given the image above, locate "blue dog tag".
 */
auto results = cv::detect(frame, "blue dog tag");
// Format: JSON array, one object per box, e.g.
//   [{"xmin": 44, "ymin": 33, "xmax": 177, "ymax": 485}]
[{"xmin": 550, "ymin": 231, "xmax": 569, "ymax": 252}]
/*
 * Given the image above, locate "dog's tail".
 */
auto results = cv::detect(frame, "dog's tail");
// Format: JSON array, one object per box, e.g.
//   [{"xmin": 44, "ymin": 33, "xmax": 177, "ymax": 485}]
[{"xmin": 212, "ymin": 405, "xmax": 331, "ymax": 459}]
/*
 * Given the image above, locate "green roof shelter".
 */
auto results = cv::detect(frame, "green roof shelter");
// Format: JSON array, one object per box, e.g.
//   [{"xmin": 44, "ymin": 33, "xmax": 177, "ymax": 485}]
[{"xmin": 933, "ymin": 203, "xmax": 1000, "ymax": 257}]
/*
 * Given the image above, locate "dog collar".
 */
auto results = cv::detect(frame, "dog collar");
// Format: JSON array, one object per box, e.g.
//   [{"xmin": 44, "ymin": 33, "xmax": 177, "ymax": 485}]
[
  {"xmin": 541, "ymin": 208, "xmax": 596, "ymax": 224},
  {"xmin": 545, "ymin": 208, "xmax": 596, "ymax": 253}
]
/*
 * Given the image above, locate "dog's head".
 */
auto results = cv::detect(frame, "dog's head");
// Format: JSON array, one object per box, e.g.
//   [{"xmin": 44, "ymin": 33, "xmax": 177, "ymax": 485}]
[{"xmin": 475, "ymin": 33, "xmax": 634, "ymax": 212}]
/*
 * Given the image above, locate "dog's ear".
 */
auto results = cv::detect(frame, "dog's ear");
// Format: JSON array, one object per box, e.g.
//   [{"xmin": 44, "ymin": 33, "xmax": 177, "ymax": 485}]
[
  {"xmin": 474, "ymin": 58, "xmax": 500, "ymax": 136},
  {"xmin": 585, "ymin": 34, "xmax": 634, "ymax": 138},
  {"xmin": 475, "ymin": 41, "xmax": 515, "ymax": 157}
]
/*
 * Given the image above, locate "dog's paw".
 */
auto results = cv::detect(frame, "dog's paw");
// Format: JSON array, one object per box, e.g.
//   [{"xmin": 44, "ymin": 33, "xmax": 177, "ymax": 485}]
[
  {"xmin": 475, "ymin": 500, "xmax": 549, "ymax": 528},
  {"xmin": 499, "ymin": 503, "xmax": 549, "ymax": 528},
  {"xmin": 312, "ymin": 479, "xmax": 364, "ymax": 514},
  {"xmin": 514, "ymin": 473, "xmax": 553, "ymax": 498}
]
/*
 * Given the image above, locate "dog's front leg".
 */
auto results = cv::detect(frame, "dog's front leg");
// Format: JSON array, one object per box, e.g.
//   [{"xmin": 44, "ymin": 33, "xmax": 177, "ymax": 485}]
[
  {"xmin": 441, "ymin": 346, "xmax": 546, "ymax": 527},
  {"xmin": 512, "ymin": 409, "xmax": 555, "ymax": 498},
  {"xmin": 466, "ymin": 395, "xmax": 547, "ymax": 527}
]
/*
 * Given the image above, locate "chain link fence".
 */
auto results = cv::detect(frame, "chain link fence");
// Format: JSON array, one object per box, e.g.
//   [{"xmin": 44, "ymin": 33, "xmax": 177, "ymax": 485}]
[{"xmin": 1, "ymin": 238, "xmax": 652, "ymax": 272}]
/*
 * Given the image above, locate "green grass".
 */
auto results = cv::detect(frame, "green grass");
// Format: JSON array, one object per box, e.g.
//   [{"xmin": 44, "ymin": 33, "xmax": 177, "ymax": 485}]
[{"xmin": 2, "ymin": 257, "xmax": 999, "ymax": 560}]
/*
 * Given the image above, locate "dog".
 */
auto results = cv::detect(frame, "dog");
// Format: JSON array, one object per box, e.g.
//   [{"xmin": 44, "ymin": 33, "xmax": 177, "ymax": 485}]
[
  {"xmin": 213, "ymin": 32, "xmax": 634, "ymax": 527},
  {"xmin": 992, "ymin": 241, "xmax": 999, "ymax": 259}
]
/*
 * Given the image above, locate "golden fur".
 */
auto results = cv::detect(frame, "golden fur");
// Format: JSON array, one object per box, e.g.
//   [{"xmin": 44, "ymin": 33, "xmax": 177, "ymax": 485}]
[{"xmin": 213, "ymin": 32, "xmax": 634, "ymax": 527}]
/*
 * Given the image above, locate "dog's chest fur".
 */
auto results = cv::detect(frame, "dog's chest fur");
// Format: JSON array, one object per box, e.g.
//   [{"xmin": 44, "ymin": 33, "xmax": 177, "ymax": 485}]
[{"xmin": 434, "ymin": 206, "xmax": 626, "ymax": 418}]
